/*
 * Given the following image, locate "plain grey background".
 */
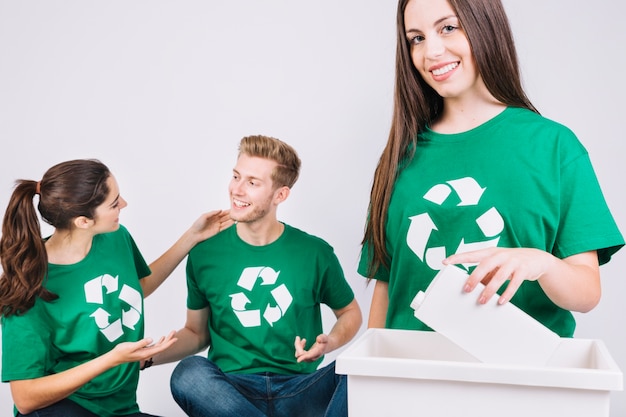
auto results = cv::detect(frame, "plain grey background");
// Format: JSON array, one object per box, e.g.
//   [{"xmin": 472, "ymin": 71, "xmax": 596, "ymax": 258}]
[{"xmin": 0, "ymin": 1, "xmax": 624, "ymax": 416}]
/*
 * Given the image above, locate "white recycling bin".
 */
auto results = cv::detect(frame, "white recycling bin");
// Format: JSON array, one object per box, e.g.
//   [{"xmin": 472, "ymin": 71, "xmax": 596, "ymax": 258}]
[{"xmin": 336, "ymin": 328, "xmax": 622, "ymax": 417}]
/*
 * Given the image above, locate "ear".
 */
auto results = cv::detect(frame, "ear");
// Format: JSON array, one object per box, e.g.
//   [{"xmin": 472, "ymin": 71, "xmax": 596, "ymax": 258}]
[
  {"xmin": 273, "ymin": 186, "xmax": 291, "ymax": 205},
  {"xmin": 73, "ymin": 216, "xmax": 94, "ymax": 230}
]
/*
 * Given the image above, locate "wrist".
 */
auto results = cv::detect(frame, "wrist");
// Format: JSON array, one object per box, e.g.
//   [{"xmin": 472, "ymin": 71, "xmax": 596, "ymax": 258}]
[{"xmin": 140, "ymin": 357, "xmax": 154, "ymax": 371}]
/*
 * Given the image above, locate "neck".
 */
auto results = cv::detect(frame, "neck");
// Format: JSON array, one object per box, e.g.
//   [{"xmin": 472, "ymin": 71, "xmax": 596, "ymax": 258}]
[
  {"xmin": 433, "ymin": 84, "xmax": 506, "ymax": 134},
  {"xmin": 236, "ymin": 220, "xmax": 284, "ymax": 246},
  {"xmin": 45, "ymin": 229, "xmax": 94, "ymax": 265}
]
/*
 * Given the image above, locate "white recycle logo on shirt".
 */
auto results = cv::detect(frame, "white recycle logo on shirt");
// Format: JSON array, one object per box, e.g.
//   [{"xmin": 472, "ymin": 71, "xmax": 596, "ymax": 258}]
[
  {"xmin": 406, "ymin": 177, "xmax": 504, "ymax": 271},
  {"xmin": 84, "ymin": 274, "xmax": 142, "ymax": 342},
  {"xmin": 229, "ymin": 266, "xmax": 293, "ymax": 328}
]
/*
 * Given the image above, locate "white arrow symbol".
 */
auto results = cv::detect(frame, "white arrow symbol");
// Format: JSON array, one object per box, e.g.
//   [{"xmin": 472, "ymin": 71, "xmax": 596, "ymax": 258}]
[
  {"xmin": 237, "ymin": 267, "xmax": 264, "ymax": 291},
  {"xmin": 263, "ymin": 305, "xmax": 282, "ymax": 326},
  {"xmin": 119, "ymin": 285, "xmax": 142, "ymax": 314},
  {"xmin": 424, "ymin": 183, "xmax": 452, "ymax": 205},
  {"xmin": 476, "ymin": 207, "xmax": 504, "ymax": 237},
  {"xmin": 230, "ymin": 292, "xmax": 251, "ymax": 311},
  {"xmin": 407, "ymin": 213, "xmax": 437, "ymax": 261},
  {"xmin": 234, "ymin": 309, "xmax": 261, "ymax": 327},
  {"xmin": 101, "ymin": 274, "xmax": 119, "ymax": 294},
  {"xmin": 259, "ymin": 267, "xmax": 280, "ymax": 286},
  {"xmin": 100, "ymin": 319, "xmax": 123, "ymax": 342},
  {"xmin": 84, "ymin": 274, "xmax": 119, "ymax": 304},
  {"xmin": 271, "ymin": 284, "xmax": 292, "ymax": 314},
  {"xmin": 448, "ymin": 177, "xmax": 485, "ymax": 206},
  {"xmin": 122, "ymin": 308, "xmax": 141, "ymax": 330},
  {"xmin": 90, "ymin": 307, "xmax": 111, "ymax": 328}
]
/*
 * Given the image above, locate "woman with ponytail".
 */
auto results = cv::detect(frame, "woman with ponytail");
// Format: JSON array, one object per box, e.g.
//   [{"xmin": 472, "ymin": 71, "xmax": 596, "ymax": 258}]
[{"xmin": 0, "ymin": 159, "xmax": 231, "ymax": 417}]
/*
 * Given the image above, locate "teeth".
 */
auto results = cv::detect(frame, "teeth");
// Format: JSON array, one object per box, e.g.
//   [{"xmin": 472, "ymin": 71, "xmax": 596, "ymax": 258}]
[
  {"xmin": 234, "ymin": 199, "xmax": 249, "ymax": 208},
  {"xmin": 432, "ymin": 62, "xmax": 458, "ymax": 76}
]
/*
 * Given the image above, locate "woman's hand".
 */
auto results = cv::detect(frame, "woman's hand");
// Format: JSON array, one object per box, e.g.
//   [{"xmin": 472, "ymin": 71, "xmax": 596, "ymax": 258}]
[
  {"xmin": 189, "ymin": 210, "xmax": 233, "ymax": 244},
  {"xmin": 109, "ymin": 331, "xmax": 178, "ymax": 366},
  {"xmin": 443, "ymin": 248, "xmax": 600, "ymax": 312},
  {"xmin": 444, "ymin": 247, "xmax": 554, "ymax": 305}
]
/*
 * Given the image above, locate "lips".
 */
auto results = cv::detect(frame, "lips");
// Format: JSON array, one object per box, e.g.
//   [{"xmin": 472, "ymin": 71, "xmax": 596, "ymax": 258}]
[
  {"xmin": 431, "ymin": 62, "xmax": 459, "ymax": 76},
  {"xmin": 233, "ymin": 199, "xmax": 250, "ymax": 208}
]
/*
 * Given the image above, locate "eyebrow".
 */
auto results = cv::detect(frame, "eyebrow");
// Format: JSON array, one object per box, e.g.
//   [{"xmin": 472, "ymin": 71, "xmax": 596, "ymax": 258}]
[
  {"xmin": 405, "ymin": 14, "xmax": 458, "ymax": 35},
  {"xmin": 233, "ymin": 169, "xmax": 263, "ymax": 183}
]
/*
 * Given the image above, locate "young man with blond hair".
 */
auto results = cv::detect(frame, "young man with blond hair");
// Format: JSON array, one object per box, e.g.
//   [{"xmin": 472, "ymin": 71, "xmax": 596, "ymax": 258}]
[{"xmin": 155, "ymin": 135, "xmax": 362, "ymax": 417}]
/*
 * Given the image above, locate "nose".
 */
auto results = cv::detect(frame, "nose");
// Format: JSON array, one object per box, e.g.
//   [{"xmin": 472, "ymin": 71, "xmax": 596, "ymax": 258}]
[
  {"xmin": 229, "ymin": 179, "xmax": 243, "ymax": 195},
  {"xmin": 424, "ymin": 35, "xmax": 445, "ymax": 59},
  {"xmin": 119, "ymin": 196, "xmax": 128, "ymax": 209}
]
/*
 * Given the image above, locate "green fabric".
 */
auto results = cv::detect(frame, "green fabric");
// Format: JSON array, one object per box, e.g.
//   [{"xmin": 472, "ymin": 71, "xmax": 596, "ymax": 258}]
[
  {"xmin": 2, "ymin": 225, "xmax": 151, "ymax": 417},
  {"xmin": 358, "ymin": 107, "xmax": 623, "ymax": 337},
  {"xmin": 186, "ymin": 223, "xmax": 355, "ymax": 374}
]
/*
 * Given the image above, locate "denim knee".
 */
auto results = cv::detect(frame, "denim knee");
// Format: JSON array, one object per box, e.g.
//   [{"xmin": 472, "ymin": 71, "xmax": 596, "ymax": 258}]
[{"xmin": 170, "ymin": 356, "xmax": 210, "ymax": 400}]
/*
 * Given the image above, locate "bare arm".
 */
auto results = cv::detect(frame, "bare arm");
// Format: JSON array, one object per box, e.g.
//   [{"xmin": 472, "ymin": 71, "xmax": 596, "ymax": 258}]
[
  {"xmin": 141, "ymin": 210, "xmax": 232, "ymax": 297},
  {"xmin": 294, "ymin": 298, "xmax": 362, "ymax": 363},
  {"xmin": 10, "ymin": 333, "xmax": 176, "ymax": 415},
  {"xmin": 445, "ymin": 249, "xmax": 601, "ymax": 312},
  {"xmin": 367, "ymin": 280, "xmax": 389, "ymax": 328},
  {"xmin": 152, "ymin": 307, "xmax": 211, "ymax": 365}
]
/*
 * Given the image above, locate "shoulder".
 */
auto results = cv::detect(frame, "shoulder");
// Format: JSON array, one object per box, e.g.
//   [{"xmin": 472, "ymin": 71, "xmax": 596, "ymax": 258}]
[
  {"xmin": 504, "ymin": 107, "xmax": 586, "ymax": 153},
  {"xmin": 190, "ymin": 223, "xmax": 235, "ymax": 254},
  {"xmin": 282, "ymin": 224, "xmax": 336, "ymax": 253},
  {"xmin": 505, "ymin": 107, "xmax": 578, "ymax": 137}
]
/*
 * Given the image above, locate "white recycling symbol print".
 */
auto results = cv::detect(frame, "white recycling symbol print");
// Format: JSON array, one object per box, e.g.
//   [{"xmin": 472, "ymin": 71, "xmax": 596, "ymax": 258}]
[
  {"xmin": 229, "ymin": 266, "xmax": 293, "ymax": 328},
  {"xmin": 406, "ymin": 177, "xmax": 504, "ymax": 271},
  {"xmin": 84, "ymin": 274, "xmax": 142, "ymax": 342}
]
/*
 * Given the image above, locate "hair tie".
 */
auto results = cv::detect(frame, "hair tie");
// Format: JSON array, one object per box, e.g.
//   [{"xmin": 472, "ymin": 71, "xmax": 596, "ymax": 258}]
[{"xmin": 35, "ymin": 181, "xmax": 41, "ymax": 195}]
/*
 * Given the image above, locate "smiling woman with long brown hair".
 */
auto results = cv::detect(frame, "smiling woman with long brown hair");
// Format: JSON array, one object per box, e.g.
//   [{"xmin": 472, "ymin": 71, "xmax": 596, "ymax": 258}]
[{"xmin": 359, "ymin": 0, "xmax": 623, "ymax": 336}]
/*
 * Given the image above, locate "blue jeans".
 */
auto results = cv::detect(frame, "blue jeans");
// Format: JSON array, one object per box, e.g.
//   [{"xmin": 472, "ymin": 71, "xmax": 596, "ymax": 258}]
[
  {"xmin": 17, "ymin": 398, "xmax": 160, "ymax": 417},
  {"xmin": 170, "ymin": 356, "xmax": 347, "ymax": 417}
]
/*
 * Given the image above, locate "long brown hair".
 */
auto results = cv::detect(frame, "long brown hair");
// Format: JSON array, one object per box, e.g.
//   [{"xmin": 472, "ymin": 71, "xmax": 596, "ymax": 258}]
[
  {"xmin": 0, "ymin": 159, "xmax": 111, "ymax": 316},
  {"xmin": 362, "ymin": 0, "xmax": 538, "ymax": 277}
]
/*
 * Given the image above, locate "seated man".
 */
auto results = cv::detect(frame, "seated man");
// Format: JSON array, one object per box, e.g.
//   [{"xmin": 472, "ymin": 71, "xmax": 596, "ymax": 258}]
[{"xmin": 154, "ymin": 135, "xmax": 362, "ymax": 417}]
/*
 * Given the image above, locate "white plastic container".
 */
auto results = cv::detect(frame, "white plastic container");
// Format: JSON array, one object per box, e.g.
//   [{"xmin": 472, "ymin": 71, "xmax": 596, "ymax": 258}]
[
  {"xmin": 410, "ymin": 265, "xmax": 562, "ymax": 365},
  {"xmin": 336, "ymin": 328, "xmax": 623, "ymax": 417}
]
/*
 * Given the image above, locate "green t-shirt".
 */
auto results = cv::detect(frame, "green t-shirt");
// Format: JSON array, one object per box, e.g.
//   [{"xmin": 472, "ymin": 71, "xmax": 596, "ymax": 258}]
[
  {"xmin": 186, "ymin": 223, "xmax": 355, "ymax": 374},
  {"xmin": 359, "ymin": 107, "xmax": 624, "ymax": 337},
  {"xmin": 1, "ymin": 225, "xmax": 150, "ymax": 417}
]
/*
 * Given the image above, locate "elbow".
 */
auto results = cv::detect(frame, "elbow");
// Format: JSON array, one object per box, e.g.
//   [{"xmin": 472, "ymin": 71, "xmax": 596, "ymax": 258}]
[
  {"xmin": 576, "ymin": 292, "xmax": 601, "ymax": 314},
  {"xmin": 10, "ymin": 380, "xmax": 57, "ymax": 415},
  {"xmin": 568, "ymin": 286, "xmax": 601, "ymax": 314},
  {"xmin": 15, "ymin": 405, "xmax": 36, "ymax": 416},
  {"xmin": 11, "ymin": 392, "xmax": 37, "ymax": 415}
]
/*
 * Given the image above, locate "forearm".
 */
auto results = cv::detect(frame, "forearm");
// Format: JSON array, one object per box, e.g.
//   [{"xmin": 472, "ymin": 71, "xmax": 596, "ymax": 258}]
[
  {"xmin": 11, "ymin": 351, "xmax": 119, "ymax": 414},
  {"xmin": 367, "ymin": 280, "xmax": 388, "ymax": 328},
  {"xmin": 327, "ymin": 299, "xmax": 362, "ymax": 353},
  {"xmin": 142, "ymin": 230, "xmax": 198, "ymax": 297},
  {"xmin": 537, "ymin": 251, "xmax": 600, "ymax": 313},
  {"xmin": 153, "ymin": 327, "xmax": 210, "ymax": 365}
]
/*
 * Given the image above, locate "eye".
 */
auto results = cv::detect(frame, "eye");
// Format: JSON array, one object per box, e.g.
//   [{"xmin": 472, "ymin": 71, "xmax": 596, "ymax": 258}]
[
  {"xmin": 408, "ymin": 34, "xmax": 425, "ymax": 45},
  {"xmin": 442, "ymin": 24, "xmax": 458, "ymax": 35}
]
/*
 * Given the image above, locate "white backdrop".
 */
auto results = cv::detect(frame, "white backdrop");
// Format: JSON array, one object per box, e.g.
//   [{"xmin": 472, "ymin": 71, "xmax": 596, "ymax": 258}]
[{"xmin": 0, "ymin": 1, "xmax": 624, "ymax": 416}]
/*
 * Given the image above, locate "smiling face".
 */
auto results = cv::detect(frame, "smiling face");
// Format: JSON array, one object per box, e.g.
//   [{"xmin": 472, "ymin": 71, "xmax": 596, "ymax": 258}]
[
  {"xmin": 229, "ymin": 154, "xmax": 285, "ymax": 225},
  {"xmin": 404, "ymin": 0, "xmax": 485, "ymax": 102},
  {"xmin": 92, "ymin": 175, "xmax": 127, "ymax": 233}
]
